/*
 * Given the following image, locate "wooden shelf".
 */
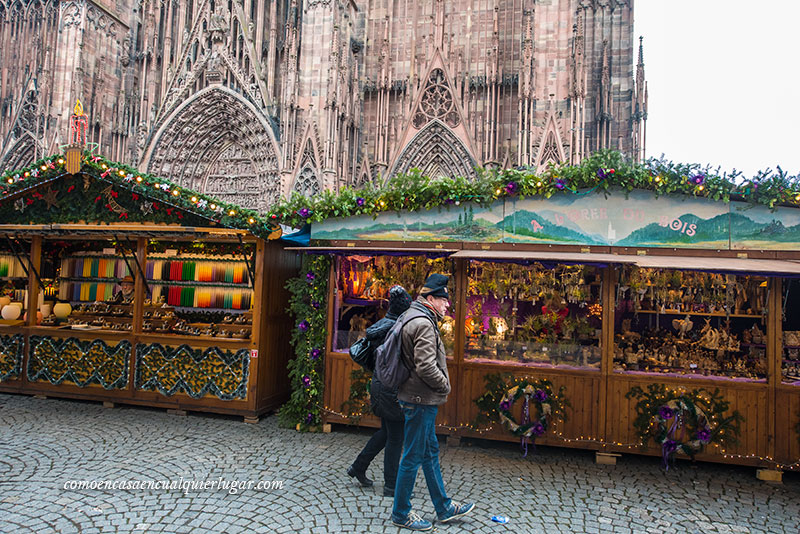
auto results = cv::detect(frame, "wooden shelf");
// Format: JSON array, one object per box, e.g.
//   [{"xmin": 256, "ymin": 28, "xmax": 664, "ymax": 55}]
[
  {"xmin": 62, "ymin": 276, "xmax": 251, "ymax": 288},
  {"xmin": 625, "ymin": 309, "xmax": 763, "ymax": 319}
]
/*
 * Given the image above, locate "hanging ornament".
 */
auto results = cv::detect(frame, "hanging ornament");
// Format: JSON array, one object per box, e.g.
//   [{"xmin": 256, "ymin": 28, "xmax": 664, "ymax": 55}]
[
  {"xmin": 42, "ymin": 186, "xmax": 59, "ymax": 209},
  {"xmin": 101, "ymin": 186, "xmax": 126, "ymax": 214}
]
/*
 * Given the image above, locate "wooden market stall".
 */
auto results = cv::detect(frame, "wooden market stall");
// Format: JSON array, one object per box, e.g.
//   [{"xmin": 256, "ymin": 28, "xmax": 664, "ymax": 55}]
[
  {"xmin": 308, "ymin": 189, "xmax": 800, "ymax": 472},
  {"xmin": 0, "ymin": 154, "xmax": 297, "ymax": 421}
]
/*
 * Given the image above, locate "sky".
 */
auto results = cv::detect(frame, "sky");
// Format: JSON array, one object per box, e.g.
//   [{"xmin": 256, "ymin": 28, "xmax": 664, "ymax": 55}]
[{"xmin": 633, "ymin": 1, "xmax": 800, "ymax": 180}]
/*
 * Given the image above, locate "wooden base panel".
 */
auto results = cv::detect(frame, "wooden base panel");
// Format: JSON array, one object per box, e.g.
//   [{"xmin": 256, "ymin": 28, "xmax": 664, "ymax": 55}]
[
  {"xmin": 596, "ymin": 452, "xmax": 620, "ymax": 465},
  {"xmin": 756, "ymin": 469, "xmax": 783, "ymax": 483}
]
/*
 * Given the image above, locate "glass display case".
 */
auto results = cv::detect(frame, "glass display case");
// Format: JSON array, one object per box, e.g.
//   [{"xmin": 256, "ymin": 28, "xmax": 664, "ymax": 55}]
[
  {"xmin": 143, "ymin": 252, "xmax": 253, "ymax": 339},
  {"xmin": 613, "ymin": 266, "xmax": 768, "ymax": 380},
  {"xmin": 781, "ymin": 279, "xmax": 800, "ymax": 385},
  {"xmin": 464, "ymin": 261, "xmax": 603, "ymax": 369},
  {"xmin": 48, "ymin": 242, "xmax": 253, "ymax": 340},
  {"xmin": 332, "ymin": 255, "xmax": 456, "ymax": 355},
  {"xmin": 0, "ymin": 253, "xmax": 28, "ymax": 316}
]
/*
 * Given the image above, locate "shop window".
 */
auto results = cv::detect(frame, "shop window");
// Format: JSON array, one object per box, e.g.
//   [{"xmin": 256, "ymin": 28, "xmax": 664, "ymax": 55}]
[
  {"xmin": 41, "ymin": 239, "xmax": 253, "ymax": 339},
  {"xmin": 613, "ymin": 266, "xmax": 767, "ymax": 380},
  {"xmin": 332, "ymin": 255, "xmax": 455, "ymax": 355},
  {"xmin": 0, "ymin": 251, "xmax": 28, "ymax": 305},
  {"xmin": 464, "ymin": 261, "xmax": 602, "ymax": 369},
  {"xmin": 782, "ymin": 279, "xmax": 800, "ymax": 385}
]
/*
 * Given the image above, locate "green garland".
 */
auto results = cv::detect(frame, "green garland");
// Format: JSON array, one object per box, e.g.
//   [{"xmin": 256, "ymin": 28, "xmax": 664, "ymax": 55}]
[
  {"xmin": 267, "ymin": 150, "xmax": 800, "ymax": 228},
  {"xmin": 7, "ymin": 149, "xmax": 797, "ymax": 235},
  {"xmin": 625, "ymin": 384, "xmax": 743, "ymax": 469},
  {"xmin": 340, "ymin": 367, "xmax": 372, "ymax": 424},
  {"xmin": 0, "ymin": 151, "xmax": 279, "ymax": 240},
  {"xmin": 277, "ymin": 255, "xmax": 330, "ymax": 431}
]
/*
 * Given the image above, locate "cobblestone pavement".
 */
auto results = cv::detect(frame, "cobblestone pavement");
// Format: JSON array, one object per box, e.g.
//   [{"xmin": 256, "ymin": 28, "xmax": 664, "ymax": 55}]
[{"xmin": 1, "ymin": 393, "xmax": 798, "ymax": 534}]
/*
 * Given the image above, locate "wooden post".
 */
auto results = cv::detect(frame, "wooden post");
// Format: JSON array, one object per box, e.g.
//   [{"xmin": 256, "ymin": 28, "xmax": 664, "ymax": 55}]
[
  {"xmin": 131, "ymin": 237, "xmax": 146, "ymax": 335},
  {"xmin": 128, "ymin": 237, "xmax": 147, "ymax": 393},
  {"xmin": 765, "ymin": 277, "xmax": 780, "ymax": 472},
  {"xmin": 322, "ymin": 256, "xmax": 337, "ymax": 424},
  {"xmin": 248, "ymin": 238, "xmax": 267, "ymax": 413},
  {"xmin": 452, "ymin": 256, "xmax": 467, "ymax": 437},
  {"xmin": 598, "ymin": 265, "xmax": 616, "ymax": 449},
  {"xmin": 26, "ymin": 236, "xmax": 42, "ymax": 326}
]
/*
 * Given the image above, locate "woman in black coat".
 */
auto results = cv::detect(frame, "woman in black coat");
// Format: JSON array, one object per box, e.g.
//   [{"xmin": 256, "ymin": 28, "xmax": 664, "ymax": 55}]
[{"xmin": 347, "ymin": 285, "xmax": 412, "ymax": 497}]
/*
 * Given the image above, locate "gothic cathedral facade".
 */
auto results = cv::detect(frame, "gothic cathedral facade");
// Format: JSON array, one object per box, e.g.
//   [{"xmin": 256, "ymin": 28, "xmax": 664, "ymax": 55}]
[{"xmin": 0, "ymin": 0, "xmax": 647, "ymax": 213}]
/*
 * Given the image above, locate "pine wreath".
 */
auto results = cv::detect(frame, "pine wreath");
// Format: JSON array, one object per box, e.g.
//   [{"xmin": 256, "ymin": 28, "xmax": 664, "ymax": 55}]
[
  {"xmin": 496, "ymin": 378, "xmax": 569, "ymax": 454},
  {"xmin": 626, "ymin": 384, "xmax": 743, "ymax": 470}
]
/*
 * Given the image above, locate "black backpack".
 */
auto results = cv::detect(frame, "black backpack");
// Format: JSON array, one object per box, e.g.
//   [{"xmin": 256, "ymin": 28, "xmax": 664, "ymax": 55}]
[
  {"xmin": 374, "ymin": 309, "xmax": 437, "ymax": 389},
  {"xmin": 348, "ymin": 337, "xmax": 375, "ymax": 371}
]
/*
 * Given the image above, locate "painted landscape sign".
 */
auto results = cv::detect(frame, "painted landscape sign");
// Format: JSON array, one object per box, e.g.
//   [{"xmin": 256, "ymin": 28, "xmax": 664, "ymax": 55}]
[{"xmin": 311, "ymin": 189, "xmax": 800, "ymax": 250}]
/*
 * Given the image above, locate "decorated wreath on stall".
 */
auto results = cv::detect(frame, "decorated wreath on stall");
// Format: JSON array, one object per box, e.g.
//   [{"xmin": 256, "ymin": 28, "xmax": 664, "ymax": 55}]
[
  {"xmin": 626, "ymin": 384, "xmax": 743, "ymax": 470},
  {"xmin": 475, "ymin": 374, "xmax": 569, "ymax": 455}
]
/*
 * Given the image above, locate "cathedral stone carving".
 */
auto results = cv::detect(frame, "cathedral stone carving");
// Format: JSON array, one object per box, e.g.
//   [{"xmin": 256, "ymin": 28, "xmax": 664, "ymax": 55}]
[
  {"xmin": 293, "ymin": 166, "xmax": 322, "ymax": 198},
  {"xmin": 413, "ymin": 69, "xmax": 460, "ymax": 130},
  {"xmin": 392, "ymin": 121, "xmax": 477, "ymax": 181},
  {"xmin": 145, "ymin": 87, "xmax": 280, "ymax": 212},
  {"xmin": 1, "ymin": 0, "xmax": 646, "ymax": 209}
]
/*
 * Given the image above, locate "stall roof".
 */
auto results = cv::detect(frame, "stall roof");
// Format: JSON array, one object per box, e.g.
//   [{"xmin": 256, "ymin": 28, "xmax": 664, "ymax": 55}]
[
  {"xmin": 284, "ymin": 246, "xmax": 458, "ymax": 257},
  {"xmin": 0, "ymin": 152, "xmax": 279, "ymax": 240},
  {"xmin": 632, "ymin": 255, "xmax": 800, "ymax": 276},
  {"xmin": 450, "ymin": 250, "xmax": 639, "ymax": 265},
  {"xmin": 452, "ymin": 249, "xmax": 800, "ymax": 276},
  {"xmin": 0, "ymin": 223, "xmax": 255, "ymax": 240}
]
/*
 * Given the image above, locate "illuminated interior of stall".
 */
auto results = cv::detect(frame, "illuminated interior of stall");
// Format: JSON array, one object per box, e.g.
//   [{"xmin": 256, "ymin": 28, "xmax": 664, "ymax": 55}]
[{"xmin": 332, "ymin": 255, "xmax": 456, "ymax": 354}]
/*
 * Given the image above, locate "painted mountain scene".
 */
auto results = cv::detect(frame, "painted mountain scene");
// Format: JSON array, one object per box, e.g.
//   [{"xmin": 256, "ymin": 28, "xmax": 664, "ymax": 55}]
[
  {"xmin": 310, "ymin": 191, "xmax": 800, "ymax": 250},
  {"xmin": 505, "ymin": 190, "xmax": 730, "ymax": 248},
  {"xmin": 310, "ymin": 202, "xmax": 506, "ymax": 242},
  {"xmin": 729, "ymin": 202, "xmax": 800, "ymax": 250}
]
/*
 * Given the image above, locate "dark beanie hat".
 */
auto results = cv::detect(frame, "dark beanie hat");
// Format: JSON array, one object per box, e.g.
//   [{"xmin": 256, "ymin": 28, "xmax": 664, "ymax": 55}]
[
  {"xmin": 388, "ymin": 285, "xmax": 412, "ymax": 316},
  {"xmin": 420, "ymin": 273, "xmax": 449, "ymax": 299}
]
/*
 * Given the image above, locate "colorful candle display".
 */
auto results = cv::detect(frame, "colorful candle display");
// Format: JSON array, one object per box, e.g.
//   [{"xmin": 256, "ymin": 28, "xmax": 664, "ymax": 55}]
[{"xmin": 61, "ymin": 254, "xmax": 252, "ymax": 308}]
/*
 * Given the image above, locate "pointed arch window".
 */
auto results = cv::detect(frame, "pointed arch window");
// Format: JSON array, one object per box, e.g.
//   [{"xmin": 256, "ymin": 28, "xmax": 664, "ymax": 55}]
[
  {"xmin": 540, "ymin": 132, "xmax": 563, "ymax": 166},
  {"xmin": 294, "ymin": 166, "xmax": 321, "ymax": 198}
]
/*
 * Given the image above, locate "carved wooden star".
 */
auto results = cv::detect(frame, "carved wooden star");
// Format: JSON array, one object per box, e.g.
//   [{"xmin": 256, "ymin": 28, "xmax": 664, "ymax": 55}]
[{"xmin": 42, "ymin": 186, "xmax": 59, "ymax": 209}]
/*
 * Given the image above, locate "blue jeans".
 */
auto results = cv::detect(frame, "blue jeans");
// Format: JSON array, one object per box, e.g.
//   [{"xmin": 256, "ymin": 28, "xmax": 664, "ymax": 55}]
[
  {"xmin": 391, "ymin": 402, "xmax": 451, "ymax": 521},
  {"xmin": 351, "ymin": 417, "xmax": 404, "ymax": 488}
]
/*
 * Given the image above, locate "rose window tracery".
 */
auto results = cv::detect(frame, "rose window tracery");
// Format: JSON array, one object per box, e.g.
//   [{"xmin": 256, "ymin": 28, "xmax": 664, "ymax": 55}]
[{"xmin": 412, "ymin": 69, "xmax": 460, "ymax": 129}]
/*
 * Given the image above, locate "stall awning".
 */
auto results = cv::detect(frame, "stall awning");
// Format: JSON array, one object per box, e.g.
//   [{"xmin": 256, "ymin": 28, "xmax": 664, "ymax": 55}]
[
  {"xmin": 0, "ymin": 223, "xmax": 254, "ymax": 240},
  {"xmin": 452, "ymin": 249, "xmax": 800, "ymax": 276},
  {"xmin": 284, "ymin": 246, "xmax": 458, "ymax": 258},
  {"xmin": 450, "ymin": 250, "xmax": 639, "ymax": 266},
  {"xmin": 632, "ymin": 255, "xmax": 800, "ymax": 276}
]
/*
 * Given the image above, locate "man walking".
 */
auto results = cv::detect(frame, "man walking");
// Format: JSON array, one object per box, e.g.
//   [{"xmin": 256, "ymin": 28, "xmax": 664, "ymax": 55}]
[{"xmin": 391, "ymin": 274, "xmax": 474, "ymax": 531}]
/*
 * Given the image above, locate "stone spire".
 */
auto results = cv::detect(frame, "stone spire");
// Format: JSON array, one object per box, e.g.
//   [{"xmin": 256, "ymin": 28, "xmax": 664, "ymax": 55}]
[{"xmin": 632, "ymin": 36, "xmax": 648, "ymax": 161}]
